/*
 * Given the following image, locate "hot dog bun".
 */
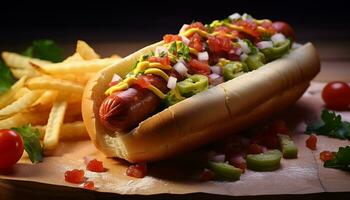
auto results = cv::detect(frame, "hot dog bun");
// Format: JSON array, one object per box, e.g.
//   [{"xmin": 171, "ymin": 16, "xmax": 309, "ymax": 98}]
[{"xmin": 82, "ymin": 42, "xmax": 320, "ymax": 163}]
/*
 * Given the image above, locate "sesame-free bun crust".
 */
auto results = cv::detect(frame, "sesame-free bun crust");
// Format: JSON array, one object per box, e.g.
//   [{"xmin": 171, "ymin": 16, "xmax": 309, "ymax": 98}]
[{"xmin": 82, "ymin": 42, "xmax": 320, "ymax": 163}]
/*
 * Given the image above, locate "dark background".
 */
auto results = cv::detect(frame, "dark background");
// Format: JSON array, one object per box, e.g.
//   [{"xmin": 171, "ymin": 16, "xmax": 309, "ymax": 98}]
[{"xmin": 0, "ymin": 0, "xmax": 349, "ymax": 57}]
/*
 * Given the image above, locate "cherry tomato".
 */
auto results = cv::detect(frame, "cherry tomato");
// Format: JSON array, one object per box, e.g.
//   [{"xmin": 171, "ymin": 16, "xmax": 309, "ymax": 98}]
[
  {"xmin": 64, "ymin": 169, "xmax": 85, "ymax": 184},
  {"xmin": 126, "ymin": 163, "xmax": 147, "ymax": 178},
  {"xmin": 320, "ymin": 151, "xmax": 335, "ymax": 162},
  {"xmin": 86, "ymin": 159, "xmax": 105, "ymax": 172},
  {"xmin": 0, "ymin": 129, "xmax": 24, "ymax": 169},
  {"xmin": 306, "ymin": 134, "xmax": 317, "ymax": 150},
  {"xmin": 322, "ymin": 81, "xmax": 350, "ymax": 111},
  {"xmin": 272, "ymin": 21, "xmax": 296, "ymax": 41}
]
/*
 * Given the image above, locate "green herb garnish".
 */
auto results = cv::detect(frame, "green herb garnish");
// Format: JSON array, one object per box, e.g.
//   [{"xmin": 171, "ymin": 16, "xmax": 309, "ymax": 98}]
[
  {"xmin": 0, "ymin": 60, "xmax": 15, "ymax": 95},
  {"xmin": 324, "ymin": 146, "xmax": 350, "ymax": 171},
  {"xmin": 23, "ymin": 39, "xmax": 63, "ymax": 63}
]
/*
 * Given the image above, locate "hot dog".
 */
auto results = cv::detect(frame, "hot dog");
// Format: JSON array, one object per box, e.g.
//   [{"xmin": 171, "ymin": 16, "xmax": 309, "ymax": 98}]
[{"xmin": 82, "ymin": 13, "xmax": 320, "ymax": 163}]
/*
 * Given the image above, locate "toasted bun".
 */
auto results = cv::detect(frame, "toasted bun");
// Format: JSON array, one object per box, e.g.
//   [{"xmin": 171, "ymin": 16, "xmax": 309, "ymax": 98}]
[{"xmin": 82, "ymin": 42, "xmax": 320, "ymax": 163}]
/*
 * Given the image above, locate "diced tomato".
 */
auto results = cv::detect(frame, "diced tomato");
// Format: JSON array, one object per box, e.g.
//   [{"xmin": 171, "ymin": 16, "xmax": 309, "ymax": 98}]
[
  {"xmin": 269, "ymin": 120, "xmax": 290, "ymax": 135},
  {"xmin": 264, "ymin": 132, "xmax": 280, "ymax": 149},
  {"xmin": 198, "ymin": 168, "xmax": 215, "ymax": 182},
  {"xmin": 228, "ymin": 154, "xmax": 247, "ymax": 173},
  {"xmin": 234, "ymin": 20, "xmax": 260, "ymax": 40},
  {"xmin": 86, "ymin": 159, "xmax": 105, "ymax": 172},
  {"xmin": 188, "ymin": 58, "xmax": 210, "ymax": 75},
  {"xmin": 126, "ymin": 163, "xmax": 148, "ymax": 178},
  {"xmin": 247, "ymin": 143, "xmax": 264, "ymax": 154},
  {"xmin": 306, "ymin": 134, "xmax": 317, "ymax": 150},
  {"xmin": 134, "ymin": 76, "xmax": 151, "ymax": 89},
  {"xmin": 163, "ymin": 34, "xmax": 182, "ymax": 43},
  {"xmin": 214, "ymin": 26, "xmax": 233, "ymax": 34},
  {"xmin": 320, "ymin": 151, "xmax": 335, "ymax": 162},
  {"xmin": 189, "ymin": 33, "xmax": 204, "ymax": 52},
  {"xmin": 207, "ymin": 36, "xmax": 233, "ymax": 54},
  {"xmin": 64, "ymin": 169, "xmax": 85, "ymax": 184},
  {"xmin": 83, "ymin": 181, "xmax": 95, "ymax": 190},
  {"xmin": 187, "ymin": 22, "xmax": 206, "ymax": 31},
  {"xmin": 148, "ymin": 56, "xmax": 170, "ymax": 66},
  {"xmin": 260, "ymin": 21, "xmax": 276, "ymax": 36}
]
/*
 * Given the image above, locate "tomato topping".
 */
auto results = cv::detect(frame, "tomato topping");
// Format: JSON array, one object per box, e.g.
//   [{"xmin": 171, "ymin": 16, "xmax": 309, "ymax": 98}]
[
  {"xmin": 207, "ymin": 36, "xmax": 233, "ymax": 54},
  {"xmin": 234, "ymin": 20, "xmax": 260, "ymax": 40},
  {"xmin": 264, "ymin": 132, "xmax": 280, "ymax": 149},
  {"xmin": 187, "ymin": 22, "xmax": 206, "ymax": 31},
  {"xmin": 306, "ymin": 134, "xmax": 317, "ymax": 150},
  {"xmin": 272, "ymin": 21, "xmax": 295, "ymax": 41},
  {"xmin": 126, "ymin": 163, "xmax": 148, "ymax": 178},
  {"xmin": 83, "ymin": 181, "xmax": 95, "ymax": 190},
  {"xmin": 134, "ymin": 76, "xmax": 151, "ymax": 89},
  {"xmin": 214, "ymin": 26, "xmax": 233, "ymax": 34},
  {"xmin": 65, "ymin": 169, "xmax": 85, "ymax": 184},
  {"xmin": 86, "ymin": 159, "xmax": 105, "ymax": 172},
  {"xmin": 198, "ymin": 168, "xmax": 215, "ymax": 181},
  {"xmin": 260, "ymin": 21, "xmax": 276, "ymax": 36},
  {"xmin": 188, "ymin": 58, "xmax": 210, "ymax": 75},
  {"xmin": 322, "ymin": 81, "xmax": 350, "ymax": 111},
  {"xmin": 269, "ymin": 120, "xmax": 290, "ymax": 135},
  {"xmin": 148, "ymin": 56, "xmax": 170, "ymax": 66},
  {"xmin": 189, "ymin": 33, "xmax": 204, "ymax": 52},
  {"xmin": 320, "ymin": 151, "xmax": 335, "ymax": 162},
  {"xmin": 247, "ymin": 143, "xmax": 264, "ymax": 154},
  {"xmin": 163, "ymin": 34, "xmax": 182, "ymax": 43},
  {"xmin": 0, "ymin": 129, "xmax": 24, "ymax": 169},
  {"xmin": 228, "ymin": 154, "xmax": 247, "ymax": 173}
]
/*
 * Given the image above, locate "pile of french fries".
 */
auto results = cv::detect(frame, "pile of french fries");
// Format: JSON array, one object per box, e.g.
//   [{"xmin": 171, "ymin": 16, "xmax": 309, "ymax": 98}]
[{"xmin": 0, "ymin": 40, "xmax": 121, "ymax": 152}]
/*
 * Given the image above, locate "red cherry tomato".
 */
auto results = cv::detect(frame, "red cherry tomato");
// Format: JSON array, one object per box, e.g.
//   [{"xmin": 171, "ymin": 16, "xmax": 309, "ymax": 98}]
[
  {"xmin": 272, "ymin": 21, "xmax": 296, "ymax": 41},
  {"xmin": 322, "ymin": 81, "xmax": 350, "ymax": 111},
  {"xmin": 126, "ymin": 163, "xmax": 148, "ymax": 178},
  {"xmin": 306, "ymin": 134, "xmax": 317, "ymax": 150},
  {"xmin": 0, "ymin": 129, "xmax": 24, "ymax": 169},
  {"xmin": 320, "ymin": 151, "xmax": 335, "ymax": 162},
  {"xmin": 86, "ymin": 159, "xmax": 105, "ymax": 172}
]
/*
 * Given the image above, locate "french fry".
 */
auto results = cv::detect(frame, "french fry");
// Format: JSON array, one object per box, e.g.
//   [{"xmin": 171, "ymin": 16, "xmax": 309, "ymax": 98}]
[
  {"xmin": 0, "ymin": 76, "xmax": 27, "ymax": 109},
  {"xmin": 30, "ymin": 90, "xmax": 58, "ymax": 111},
  {"xmin": 36, "ymin": 121, "xmax": 89, "ymax": 141},
  {"xmin": 0, "ymin": 111, "xmax": 49, "ymax": 129},
  {"xmin": 2, "ymin": 51, "xmax": 51, "ymax": 70},
  {"xmin": 33, "ymin": 57, "xmax": 120, "ymax": 74},
  {"xmin": 63, "ymin": 52, "xmax": 83, "ymax": 62},
  {"xmin": 0, "ymin": 90, "xmax": 42, "ymax": 118},
  {"xmin": 43, "ymin": 100, "xmax": 67, "ymax": 151},
  {"xmin": 10, "ymin": 68, "xmax": 38, "ymax": 79},
  {"xmin": 26, "ymin": 76, "xmax": 84, "ymax": 95},
  {"xmin": 14, "ymin": 87, "xmax": 31, "ymax": 99},
  {"xmin": 76, "ymin": 40, "xmax": 100, "ymax": 60}
]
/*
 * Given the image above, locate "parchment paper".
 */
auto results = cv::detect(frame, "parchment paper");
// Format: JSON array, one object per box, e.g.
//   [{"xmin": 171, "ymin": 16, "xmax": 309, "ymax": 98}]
[{"xmin": 1, "ymin": 82, "xmax": 349, "ymax": 196}]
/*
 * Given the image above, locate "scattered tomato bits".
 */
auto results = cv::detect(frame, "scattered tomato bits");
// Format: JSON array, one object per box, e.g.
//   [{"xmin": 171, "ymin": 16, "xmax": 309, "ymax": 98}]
[
  {"xmin": 83, "ymin": 181, "xmax": 95, "ymax": 190},
  {"xmin": 65, "ymin": 169, "xmax": 85, "ymax": 184},
  {"xmin": 247, "ymin": 144, "xmax": 264, "ymax": 154},
  {"xmin": 306, "ymin": 134, "xmax": 317, "ymax": 150},
  {"xmin": 199, "ymin": 168, "xmax": 215, "ymax": 182},
  {"xmin": 87, "ymin": 159, "xmax": 105, "ymax": 172},
  {"xmin": 320, "ymin": 151, "xmax": 335, "ymax": 162},
  {"xmin": 126, "ymin": 163, "xmax": 148, "ymax": 178}
]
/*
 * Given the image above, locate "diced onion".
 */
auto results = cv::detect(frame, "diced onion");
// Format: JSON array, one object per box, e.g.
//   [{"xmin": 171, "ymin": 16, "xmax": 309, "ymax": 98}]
[
  {"xmin": 235, "ymin": 48, "xmax": 242, "ymax": 55},
  {"xmin": 240, "ymin": 53, "xmax": 248, "ymax": 61},
  {"xmin": 179, "ymin": 24, "xmax": 189, "ymax": 34},
  {"xmin": 198, "ymin": 51, "xmax": 209, "ymax": 61},
  {"xmin": 271, "ymin": 33, "xmax": 286, "ymax": 45},
  {"xmin": 167, "ymin": 76, "xmax": 177, "ymax": 89},
  {"xmin": 228, "ymin": 13, "xmax": 241, "ymax": 21},
  {"xmin": 111, "ymin": 74, "xmax": 122, "ymax": 82},
  {"xmin": 210, "ymin": 66, "xmax": 221, "ymax": 75},
  {"xmin": 181, "ymin": 35, "xmax": 190, "ymax": 45},
  {"xmin": 211, "ymin": 154, "xmax": 226, "ymax": 162},
  {"xmin": 238, "ymin": 39, "xmax": 251, "ymax": 54},
  {"xmin": 209, "ymin": 73, "xmax": 224, "ymax": 86},
  {"xmin": 174, "ymin": 62, "xmax": 188, "ymax": 76},
  {"xmin": 209, "ymin": 73, "xmax": 220, "ymax": 80},
  {"xmin": 155, "ymin": 46, "xmax": 168, "ymax": 57},
  {"xmin": 256, "ymin": 41, "xmax": 273, "ymax": 49}
]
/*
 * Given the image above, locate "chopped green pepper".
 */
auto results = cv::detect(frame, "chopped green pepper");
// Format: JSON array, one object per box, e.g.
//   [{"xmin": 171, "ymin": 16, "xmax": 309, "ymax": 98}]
[
  {"xmin": 278, "ymin": 134, "xmax": 298, "ymax": 159},
  {"xmin": 222, "ymin": 61, "xmax": 249, "ymax": 81},
  {"xmin": 163, "ymin": 89, "xmax": 185, "ymax": 107},
  {"xmin": 208, "ymin": 161, "xmax": 242, "ymax": 181},
  {"xmin": 246, "ymin": 150, "xmax": 282, "ymax": 171},
  {"xmin": 261, "ymin": 39, "xmax": 291, "ymax": 61},
  {"xmin": 177, "ymin": 74, "xmax": 208, "ymax": 97},
  {"xmin": 245, "ymin": 52, "xmax": 266, "ymax": 70}
]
